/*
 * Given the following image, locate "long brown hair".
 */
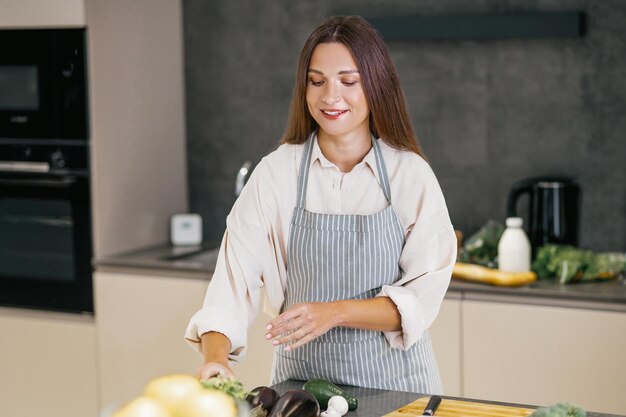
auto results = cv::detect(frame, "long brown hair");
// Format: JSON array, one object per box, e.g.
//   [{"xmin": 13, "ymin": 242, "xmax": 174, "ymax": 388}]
[{"xmin": 281, "ymin": 15, "xmax": 425, "ymax": 157}]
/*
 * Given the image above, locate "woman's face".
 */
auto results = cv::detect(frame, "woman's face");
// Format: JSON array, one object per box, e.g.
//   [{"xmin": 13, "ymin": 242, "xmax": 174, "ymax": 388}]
[{"xmin": 306, "ymin": 42, "xmax": 370, "ymax": 141}]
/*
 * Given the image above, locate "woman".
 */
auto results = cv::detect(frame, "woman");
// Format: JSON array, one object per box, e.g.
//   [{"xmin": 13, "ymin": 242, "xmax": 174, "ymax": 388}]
[{"xmin": 185, "ymin": 15, "xmax": 456, "ymax": 394}]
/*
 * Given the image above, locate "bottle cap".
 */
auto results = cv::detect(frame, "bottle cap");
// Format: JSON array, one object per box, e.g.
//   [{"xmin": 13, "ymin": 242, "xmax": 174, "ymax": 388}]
[{"xmin": 505, "ymin": 217, "xmax": 524, "ymax": 227}]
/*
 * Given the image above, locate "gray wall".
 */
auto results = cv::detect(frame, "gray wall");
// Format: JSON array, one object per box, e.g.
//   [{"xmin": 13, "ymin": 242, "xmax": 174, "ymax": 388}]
[{"xmin": 183, "ymin": 0, "xmax": 626, "ymax": 252}]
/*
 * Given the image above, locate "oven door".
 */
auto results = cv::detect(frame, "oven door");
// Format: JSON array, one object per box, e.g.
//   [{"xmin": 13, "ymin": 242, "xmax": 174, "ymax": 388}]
[{"xmin": 0, "ymin": 173, "xmax": 93, "ymax": 313}]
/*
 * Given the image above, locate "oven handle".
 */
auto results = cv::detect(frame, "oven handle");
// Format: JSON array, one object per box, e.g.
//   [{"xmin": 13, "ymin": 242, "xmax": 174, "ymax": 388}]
[
  {"xmin": 0, "ymin": 176, "xmax": 77, "ymax": 188},
  {"xmin": 0, "ymin": 161, "xmax": 50, "ymax": 173}
]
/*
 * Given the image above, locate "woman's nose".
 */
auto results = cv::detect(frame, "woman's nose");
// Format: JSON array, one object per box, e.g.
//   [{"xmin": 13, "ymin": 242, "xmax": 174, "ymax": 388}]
[{"xmin": 321, "ymin": 83, "xmax": 340, "ymax": 104}]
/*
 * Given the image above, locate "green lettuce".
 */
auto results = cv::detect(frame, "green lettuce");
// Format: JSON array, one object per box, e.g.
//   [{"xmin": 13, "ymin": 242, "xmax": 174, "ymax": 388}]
[{"xmin": 532, "ymin": 244, "xmax": 625, "ymax": 284}]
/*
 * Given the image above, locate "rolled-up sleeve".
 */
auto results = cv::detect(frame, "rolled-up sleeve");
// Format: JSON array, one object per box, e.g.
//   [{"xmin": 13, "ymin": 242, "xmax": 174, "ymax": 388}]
[
  {"xmin": 376, "ymin": 152, "xmax": 457, "ymax": 350},
  {"xmin": 378, "ymin": 225, "xmax": 457, "ymax": 349}
]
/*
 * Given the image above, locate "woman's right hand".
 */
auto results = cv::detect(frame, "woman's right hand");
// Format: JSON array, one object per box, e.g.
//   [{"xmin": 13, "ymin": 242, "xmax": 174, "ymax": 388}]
[
  {"xmin": 198, "ymin": 331, "xmax": 234, "ymax": 381},
  {"xmin": 197, "ymin": 361, "xmax": 234, "ymax": 381}
]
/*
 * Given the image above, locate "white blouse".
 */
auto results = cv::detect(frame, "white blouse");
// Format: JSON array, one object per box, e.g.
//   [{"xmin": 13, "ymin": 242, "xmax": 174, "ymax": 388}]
[{"xmin": 185, "ymin": 136, "xmax": 457, "ymax": 364}]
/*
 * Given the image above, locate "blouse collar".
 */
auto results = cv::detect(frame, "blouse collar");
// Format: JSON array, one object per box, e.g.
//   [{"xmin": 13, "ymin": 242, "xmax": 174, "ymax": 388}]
[{"xmin": 309, "ymin": 134, "xmax": 380, "ymax": 183}]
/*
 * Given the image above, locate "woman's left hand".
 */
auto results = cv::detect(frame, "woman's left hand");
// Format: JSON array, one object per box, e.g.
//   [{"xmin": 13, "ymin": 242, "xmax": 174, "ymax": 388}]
[{"xmin": 265, "ymin": 302, "xmax": 342, "ymax": 351}]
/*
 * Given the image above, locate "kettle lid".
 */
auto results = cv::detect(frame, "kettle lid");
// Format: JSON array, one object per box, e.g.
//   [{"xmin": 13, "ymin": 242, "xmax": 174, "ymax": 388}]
[{"xmin": 535, "ymin": 177, "xmax": 578, "ymax": 189}]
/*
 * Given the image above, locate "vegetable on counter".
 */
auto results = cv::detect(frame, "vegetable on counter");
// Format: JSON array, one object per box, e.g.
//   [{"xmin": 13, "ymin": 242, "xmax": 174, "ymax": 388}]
[
  {"xmin": 327, "ymin": 395, "xmax": 349, "ymax": 416},
  {"xmin": 303, "ymin": 379, "xmax": 358, "ymax": 411},
  {"xmin": 111, "ymin": 396, "xmax": 171, "ymax": 417},
  {"xmin": 176, "ymin": 389, "xmax": 238, "ymax": 417},
  {"xmin": 201, "ymin": 375, "xmax": 249, "ymax": 400},
  {"xmin": 143, "ymin": 374, "xmax": 203, "ymax": 412},
  {"xmin": 268, "ymin": 389, "xmax": 320, "ymax": 417},
  {"xmin": 247, "ymin": 386, "xmax": 280, "ymax": 417},
  {"xmin": 529, "ymin": 402, "xmax": 586, "ymax": 417},
  {"xmin": 533, "ymin": 244, "xmax": 625, "ymax": 284},
  {"xmin": 453, "ymin": 262, "xmax": 537, "ymax": 287},
  {"xmin": 458, "ymin": 220, "xmax": 504, "ymax": 268},
  {"xmin": 111, "ymin": 374, "xmax": 247, "ymax": 417}
]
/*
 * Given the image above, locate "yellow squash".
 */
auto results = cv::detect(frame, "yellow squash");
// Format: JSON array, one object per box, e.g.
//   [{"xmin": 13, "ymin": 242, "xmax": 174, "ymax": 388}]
[{"xmin": 453, "ymin": 262, "xmax": 537, "ymax": 287}]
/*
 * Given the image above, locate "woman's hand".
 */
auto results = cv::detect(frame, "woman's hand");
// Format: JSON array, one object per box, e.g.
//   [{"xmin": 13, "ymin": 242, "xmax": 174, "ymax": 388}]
[
  {"xmin": 198, "ymin": 331, "xmax": 233, "ymax": 381},
  {"xmin": 265, "ymin": 297, "xmax": 401, "ymax": 352},
  {"xmin": 197, "ymin": 361, "xmax": 234, "ymax": 381},
  {"xmin": 265, "ymin": 302, "xmax": 343, "ymax": 351}
]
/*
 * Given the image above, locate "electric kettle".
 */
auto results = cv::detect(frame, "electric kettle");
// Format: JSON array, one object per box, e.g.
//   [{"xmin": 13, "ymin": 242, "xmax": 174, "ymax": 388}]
[{"xmin": 507, "ymin": 177, "xmax": 581, "ymax": 250}]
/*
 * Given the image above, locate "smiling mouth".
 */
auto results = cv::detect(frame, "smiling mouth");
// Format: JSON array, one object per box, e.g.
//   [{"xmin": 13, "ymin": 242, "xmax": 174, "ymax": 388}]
[{"xmin": 321, "ymin": 109, "xmax": 348, "ymax": 116}]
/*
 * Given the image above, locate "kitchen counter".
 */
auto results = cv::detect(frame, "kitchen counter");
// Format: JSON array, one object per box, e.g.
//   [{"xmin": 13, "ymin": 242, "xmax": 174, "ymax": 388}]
[
  {"xmin": 95, "ymin": 244, "xmax": 626, "ymax": 310},
  {"xmin": 94, "ymin": 243, "xmax": 220, "ymax": 276},
  {"xmin": 271, "ymin": 380, "xmax": 623, "ymax": 417},
  {"xmin": 448, "ymin": 278, "xmax": 626, "ymax": 312}
]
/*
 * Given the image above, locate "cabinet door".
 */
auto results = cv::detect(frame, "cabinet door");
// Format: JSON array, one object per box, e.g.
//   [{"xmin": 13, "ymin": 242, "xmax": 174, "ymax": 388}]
[
  {"xmin": 0, "ymin": 308, "xmax": 98, "ymax": 417},
  {"xmin": 463, "ymin": 299, "xmax": 626, "ymax": 415},
  {"xmin": 429, "ymin": 297, "xmax": 462, "ymax": 396},
  {"xmin": 95, "ymin": 271, "xmax": 209, "ymax": 409}
]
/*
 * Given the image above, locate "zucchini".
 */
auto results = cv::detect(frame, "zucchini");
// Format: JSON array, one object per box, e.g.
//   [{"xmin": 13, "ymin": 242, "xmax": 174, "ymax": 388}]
[{"xmin": 303, "ymin": 379, "xmax": 358, "ymax": 411}]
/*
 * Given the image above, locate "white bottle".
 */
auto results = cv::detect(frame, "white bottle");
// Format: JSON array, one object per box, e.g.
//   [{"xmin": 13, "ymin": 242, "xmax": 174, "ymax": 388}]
[{"xmin": 498, "ymin": 217, "xmax": 531, "ymax": 272}]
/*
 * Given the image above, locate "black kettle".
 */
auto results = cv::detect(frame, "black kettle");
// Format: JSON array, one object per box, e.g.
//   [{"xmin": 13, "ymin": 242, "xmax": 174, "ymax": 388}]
[{"xmin": 507, "ymin": 177, "xmax": 581, "ymax": 250}]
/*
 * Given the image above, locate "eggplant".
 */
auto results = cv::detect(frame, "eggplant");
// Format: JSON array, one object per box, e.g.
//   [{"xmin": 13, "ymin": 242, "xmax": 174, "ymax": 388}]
[
  {"xmin": 268, "ymin": 389, "xmax": 320, "ymax": 417},
  {"xmin": 246, "ymin": 386, "xmax": 280, "ymax": 412}
]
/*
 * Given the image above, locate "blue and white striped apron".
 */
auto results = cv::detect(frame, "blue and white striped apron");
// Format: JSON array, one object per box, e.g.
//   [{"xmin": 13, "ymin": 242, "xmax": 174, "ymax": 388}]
[{"xmin": 271, "ymin": 135, "xmax": 442, "ymax": 394}]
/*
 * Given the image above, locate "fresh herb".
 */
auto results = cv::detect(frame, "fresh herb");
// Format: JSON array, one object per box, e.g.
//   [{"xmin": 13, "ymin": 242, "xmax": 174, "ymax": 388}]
[{"xmin": 201, "ymin": 376, "xmax": 249, "ymax": 400}]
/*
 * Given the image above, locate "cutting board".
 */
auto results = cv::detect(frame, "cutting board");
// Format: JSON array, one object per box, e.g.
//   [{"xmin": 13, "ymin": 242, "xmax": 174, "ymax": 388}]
[{"xmin": 383, "ymin": 396, "xmax": 534, "ymax": 417}]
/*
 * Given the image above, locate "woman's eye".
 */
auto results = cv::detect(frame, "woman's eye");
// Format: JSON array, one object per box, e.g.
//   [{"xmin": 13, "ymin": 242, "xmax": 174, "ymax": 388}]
[
  {"xmin": 342, "ymin": 81, "xmax": 357, "ymax": 86},
  {"xmin": 309, "ymin": 79, "xmax": 324, "ymax": 86}
]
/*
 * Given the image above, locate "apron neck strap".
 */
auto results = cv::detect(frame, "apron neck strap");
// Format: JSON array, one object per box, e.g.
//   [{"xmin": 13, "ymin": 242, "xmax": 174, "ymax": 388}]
[
  {"xmin": 296, "ymin": 132, "xmax": 316, "ymax": 209},
  {"xmin": 371, "ymin": 137, "xmax": 392, "ymax": 203},
  {"xmin": 296, "ymin": 133, "xmax": 392, "ymax": 209}
]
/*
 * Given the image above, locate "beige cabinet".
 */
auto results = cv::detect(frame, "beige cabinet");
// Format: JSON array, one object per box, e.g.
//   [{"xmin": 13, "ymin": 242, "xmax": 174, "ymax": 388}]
[
  {"xmin": 0, "ymin": 307, "xmax": 98, "ymax": 417},
  {"xmin": 0, "ymin": 0, "xmax": 85, "ymax": 28},
  {"xmin": 429, "ymin": 295, "xmax": 462, "ymax": 396},
  {"xmin": 462, "ymin": 297, "xmax": 626, "ymax": 415},
  {"xmin": 94, "ymin": 268, "xmax": 275, "ymax": 411},
  {"xmin": 95, "ymin": 269, "xmax": 209, "ymax": 410}
]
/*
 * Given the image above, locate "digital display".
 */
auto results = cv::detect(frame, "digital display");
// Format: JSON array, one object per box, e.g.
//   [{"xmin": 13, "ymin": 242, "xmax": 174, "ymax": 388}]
[{"xmin": 0, "ymin": 65, "xmax": 40, "ymax": 111}]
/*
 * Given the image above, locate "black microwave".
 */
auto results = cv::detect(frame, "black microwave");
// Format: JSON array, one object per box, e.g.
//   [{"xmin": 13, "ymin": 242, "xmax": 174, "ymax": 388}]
[{"xmin": 0, "ymin": 28, "xmax": 88, "ymax": 140}]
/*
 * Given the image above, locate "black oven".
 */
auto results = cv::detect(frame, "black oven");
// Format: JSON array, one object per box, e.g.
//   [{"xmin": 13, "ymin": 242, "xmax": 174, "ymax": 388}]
[
  {"xmin": 0, "ymin": 28, "xmax": 92, "ymax": 313},
  {"xmin": 0, "ymin": 169, "xmax": 93, "ymax": 313},
  {"xmin": 0, "ymin": 28, "xmax": 88, "ymax": 140}
]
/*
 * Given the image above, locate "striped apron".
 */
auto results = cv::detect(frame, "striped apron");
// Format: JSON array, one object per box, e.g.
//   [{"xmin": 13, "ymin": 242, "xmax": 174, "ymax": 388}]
[{"xmin": 271, "ymin": 135, "xmax": 443, "ymax": 394}]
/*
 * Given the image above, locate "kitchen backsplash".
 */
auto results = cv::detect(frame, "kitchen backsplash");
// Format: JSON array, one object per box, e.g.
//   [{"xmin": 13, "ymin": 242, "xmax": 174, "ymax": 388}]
[{"xmin": 183, "ymin": 0, "xmax": 626, "ymax": 252}]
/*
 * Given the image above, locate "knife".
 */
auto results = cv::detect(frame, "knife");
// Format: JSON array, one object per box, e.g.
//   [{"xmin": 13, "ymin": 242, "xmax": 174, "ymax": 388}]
[{"xmin": 422, "ymin": 395, "xmax": 442, "ymax": 416}]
